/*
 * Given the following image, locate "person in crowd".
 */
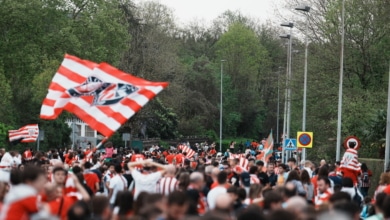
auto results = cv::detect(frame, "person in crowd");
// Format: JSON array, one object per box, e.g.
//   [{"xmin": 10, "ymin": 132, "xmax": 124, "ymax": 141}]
[
  {"xmin": 186, "ymin": 172, "xmax": 207, "ymax": 216},
  {"xmin": 359, "ymin": 163, "xmax": 372, "ymax": 197},
  {"xmin": 108, "ymin": 164, "xmax": 127, "ymax": 206},
  {"xmin": 267, "ymin": 162, "xmax": 277, "ymax": 187},
  {"xmin": 128, "ymin": 159, "xmax": 166, "ymax": 199},
  {"xmin": 157, "ymin": 164, "xmax": 178, "ymax": 196},
  {"xmin": 207, "ymin": 171, "xmax": 228, "ymax": 210},
  {"xmin": 315, "ymin": 176, "xmax": 333, "ymax": 208},
  {"xmin": 276, "ymin": 164, "xmax": 288, "ymax": 186},
  {"xmin": 112, "ymin": 191, "xmax": 134, "ymax": 220},
  {"xmin": 160, "ymin": 190, "xmax": 190, "ymax": 220},
  {"xmin": 340, "ymin": 177, "xmax": 363, "ymax": 205},
  {"xmin": 300, "ymin": 169, "xmax": 314, "ymax": 203},
  {"xmin": 365, "ymin": 192, "xmax": 386, "ymax": 220},
  {"xmin": 0, "ymin": 165, "xmax": 47, "ymax": 219},
  {"xmin": 256, "ymin": 160, "xmax": 269, "ymax": 186}
]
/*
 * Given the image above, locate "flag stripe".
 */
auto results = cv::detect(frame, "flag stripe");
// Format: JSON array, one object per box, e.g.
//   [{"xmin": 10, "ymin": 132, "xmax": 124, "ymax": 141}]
[{"xmin": 65, "ymin": 102, "xmax": 117, "ymax": 137}]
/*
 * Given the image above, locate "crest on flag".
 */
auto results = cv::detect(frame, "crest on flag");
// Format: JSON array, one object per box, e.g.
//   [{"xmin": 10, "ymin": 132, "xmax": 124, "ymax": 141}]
[{"xmin": 67, "ymin": 76, "xmax": 139, "ymax": 106}]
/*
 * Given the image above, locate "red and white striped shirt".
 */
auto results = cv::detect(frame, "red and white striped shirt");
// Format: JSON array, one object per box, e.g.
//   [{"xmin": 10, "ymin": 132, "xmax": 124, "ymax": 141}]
[
  {"xmin": 250, "ymin": 174, "xmax": 260, "ymax": 184},
  {"xmin": 315, "ymin": 189, "xmax": 332, "ymax": 207},
  {"xmin": 157, "ymin": 176, "xmax": 178, "ymax": 196}
]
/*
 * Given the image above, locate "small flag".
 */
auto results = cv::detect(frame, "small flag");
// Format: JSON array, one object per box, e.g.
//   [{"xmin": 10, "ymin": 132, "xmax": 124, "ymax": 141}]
[
  {"xmin": 178, "ymin": 145, "xmax": 195, "ymax": 158},
  {"xmin": 263, "ymin": 130, "xmax": 274, "ymax": 163},
  {"xmin": 8, "ymin": 124, "xmax": 39, "ymax": 143},
  {"xmin": 40, "ymin": 54, "xmax": 168, "ymax": 138}
]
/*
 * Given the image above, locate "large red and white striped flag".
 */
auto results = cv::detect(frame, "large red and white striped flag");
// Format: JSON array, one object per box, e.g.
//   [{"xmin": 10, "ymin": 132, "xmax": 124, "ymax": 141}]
[
  {"xmin": 40, "ymin": 54, "xmax": 168, "ymax": 138},
  {"xmin": 8, "ymin": 124, "xmax": 39, "ymax": 143}
]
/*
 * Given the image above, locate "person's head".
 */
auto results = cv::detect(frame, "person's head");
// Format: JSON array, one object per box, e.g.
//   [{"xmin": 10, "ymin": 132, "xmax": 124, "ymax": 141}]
[
  {"xmin": 317, "ymin": 176, "xmax": 331, "ymax": 194},
  {"xmin": 114, "ymin": 190, "xmax": 133, "ymax": 213},
  {"xmin": 263, "ymin": 191, "xmax": 283, "ymax": 210},
  {"xmin": 284, "ymin": 182, "xmax": 297, "ymax": 199},
  {"xmin": 278, "ymin": 164, "xmax": 287, "ymax": 173},
  {"xmin": 333, "ymin": 201, "xmax": 360, "ymax": 220},
  {"xmin": 177, "ymin": 172, "xmax": 190, "ymax": 191},
  {"xmin": 189, "ymin": 172, "xmax": 204, "ymax": 190},
  {"xmin": 268, "ymin": 209, "xmax": 297, "ymax": 220},
  {"xmin": 104, "ymin": 141, "xmax": 113, "ymax": 149},
  {"xmin": 165, "ymin": 164, "xmax": 176, "ymax": 176},
  {"xmin": 286, "ymin": 170, "xmax": 300, "ymax": 182},
  {"xmin": 249, "ymin": 166, "xmax": 257, "ymax": 175},
  {"xmin": 329, "ymin": 192, "xmax": 351, "ymax": 205},
  {"xmin": 114, "ymin": 164, "xmax": 123, "ymax": 174},
  {"xmin": 375, "ymin": 193, "xmax": 386, "ymax": 213},
  {"xmin": 83, "ymin": 161, "xmax": 92, "ymax": 170},
  {"xmin": 166, "ymin": 191, "xmax": 189, "ymax": 220},
  {"xmin": 107, "ymin": 163, "xmax": 115, "ymax": 174},
  {"xmin": 217, "ymin": 171, "xmax": 227, "ymax": 185},
  {"xmin": 341, "ymin": 177, "xmax": 354, "ymax": 188},
  {"xmin": 22, "ymin": 166, "xmax": 47, "ymax": 192},
  {"xmin": 300, "ymin": 169, "xmax": 311, "ymax": 184},
  {"xmin": 230, "ymin": 158, "xmax": 239, "ymax": 166},
  {"xmin": 44, "ymin": 183, "xmax": 60, "ymax": 201},
  {"xmin": 215, "ymin": 193, "xmax": 233, "ymax": 212},
  {"xmin": 91, "ymin": 195, "xmax": 111, "ymax": 220},
  {"xmin": 237, "ymin": 204, "xmax": 266, "ymax": 220},
  {"xmin": 67, "ymin": 200, "xmax": 91, "ymax": 220},
  {"xmin": 267, "ymin": 163, "xmax": 275, "ymax": 174},
  {"xmin": 211, "ymin": 167, "xmax": 220, "ymax": 180},
  {"xmin": 317, "ymin": 165, "xmax": 329, "ymax": 177},
  {"xmin": 287, "ymin": 158, "xmax": 296, "ymax": 168},
  {"xmin": 52, "ymin": 166, "xmax": 68, "ymax": 184},
  {"xmin": 285, "ymin": 196, "xmax": 307, "ymax": 216},
  {"xmin": 361, "ymin": 163, "xmax": 368, "ymax": 172},
  {"xmin": 320, "ymin": 159, "xmax": 327, "ymax": 167},
  {"xmin": 379, "ymin": 172, "xmax": 390, "ymax": 185},
  {"xmin": 256, "ymin": 160, "xmax": 264, "ymax": 170}
]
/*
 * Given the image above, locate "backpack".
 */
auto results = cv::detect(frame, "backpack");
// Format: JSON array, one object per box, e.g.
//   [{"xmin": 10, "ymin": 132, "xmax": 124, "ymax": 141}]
[{"xmin": 352, "ymin": 187, "xmax": 362, "ymax": 207}]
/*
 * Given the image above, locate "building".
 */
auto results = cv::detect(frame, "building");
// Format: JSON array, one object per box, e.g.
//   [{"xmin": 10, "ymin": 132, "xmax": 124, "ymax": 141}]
[{"xmin": 65, "ymin": 118, "xmax": 99, "ymax": 149}]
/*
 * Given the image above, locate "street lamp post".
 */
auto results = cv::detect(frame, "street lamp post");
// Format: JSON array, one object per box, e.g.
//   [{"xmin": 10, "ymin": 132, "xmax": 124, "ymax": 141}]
[
  {"xmin": 280, "ymin": 22, "xmax": 293, "ymax": 163},
  {"xmin": 295, "ymin": 5, "xmax": 311, "ymax": 162},
  {"xmin": 336, "ymin": 0, "xmax": 345, "ymax": 161},
  {"xmin": 276, "ymin": 67, "xmax": 283, "ymax": 148},
  {"xmin": 220, "ymin": 60, "xmax": 226, "ymax": 153}
]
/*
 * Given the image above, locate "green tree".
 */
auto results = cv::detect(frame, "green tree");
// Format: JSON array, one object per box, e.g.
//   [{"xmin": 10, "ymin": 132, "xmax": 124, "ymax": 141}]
[{"xmin": 215, "ymin": 23, "xmax": 270, "ymax": 137}]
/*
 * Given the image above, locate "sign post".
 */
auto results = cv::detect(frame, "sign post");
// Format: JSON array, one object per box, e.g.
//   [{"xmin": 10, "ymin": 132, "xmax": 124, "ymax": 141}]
[
  {"xmin": 37, "ymin": 130, "xmax": 44, "ymax": 152},
  {"xmin": 122, "ymin": 133, "xmax": 131, "ymax": 148}
]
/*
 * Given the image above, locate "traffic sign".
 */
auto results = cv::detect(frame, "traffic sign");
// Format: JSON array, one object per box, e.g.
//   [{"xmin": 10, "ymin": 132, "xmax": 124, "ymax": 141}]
[
  {"xmin": 284, "ymin": 138, "xmax": 297, "ymax": 151},
  {"xmin": 297, "ymin": 132, "xmax": 313, "ymax": 148}
]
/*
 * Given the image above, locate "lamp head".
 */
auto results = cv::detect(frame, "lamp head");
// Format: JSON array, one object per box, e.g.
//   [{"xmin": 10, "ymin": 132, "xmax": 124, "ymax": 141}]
[
  {"xmin": 279, "ymin": 34, "xmax": 291, "ymax": 39},
  {"xmin": 295, "ymin": 5, "xmax": 311, "ymax": 12},
  {"xmin": 281, "ymin": 22, "xmax": 294, "ymax": 28}
]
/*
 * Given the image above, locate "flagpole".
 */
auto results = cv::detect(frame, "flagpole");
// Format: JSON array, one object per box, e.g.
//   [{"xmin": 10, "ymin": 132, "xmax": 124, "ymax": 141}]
[
  {"xmin": 385, "ymin": 61, "xmax": 390, "ymax": 172},
  {"xmin": 96, "ymin": 137, "xmax": 108, "ymax": 149}
]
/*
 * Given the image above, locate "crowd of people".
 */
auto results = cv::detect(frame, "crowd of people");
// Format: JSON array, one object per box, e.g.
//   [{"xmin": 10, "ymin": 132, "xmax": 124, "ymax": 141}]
[{"xmin": 0, "ymin": 141, "xmax": 388, "ymax": 220}]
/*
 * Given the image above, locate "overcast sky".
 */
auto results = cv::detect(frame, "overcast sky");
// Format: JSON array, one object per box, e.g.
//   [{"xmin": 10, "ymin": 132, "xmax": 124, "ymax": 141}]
[{"xmin": 135, "ymin": 0, "xmax": 288, "ymax": 27}]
